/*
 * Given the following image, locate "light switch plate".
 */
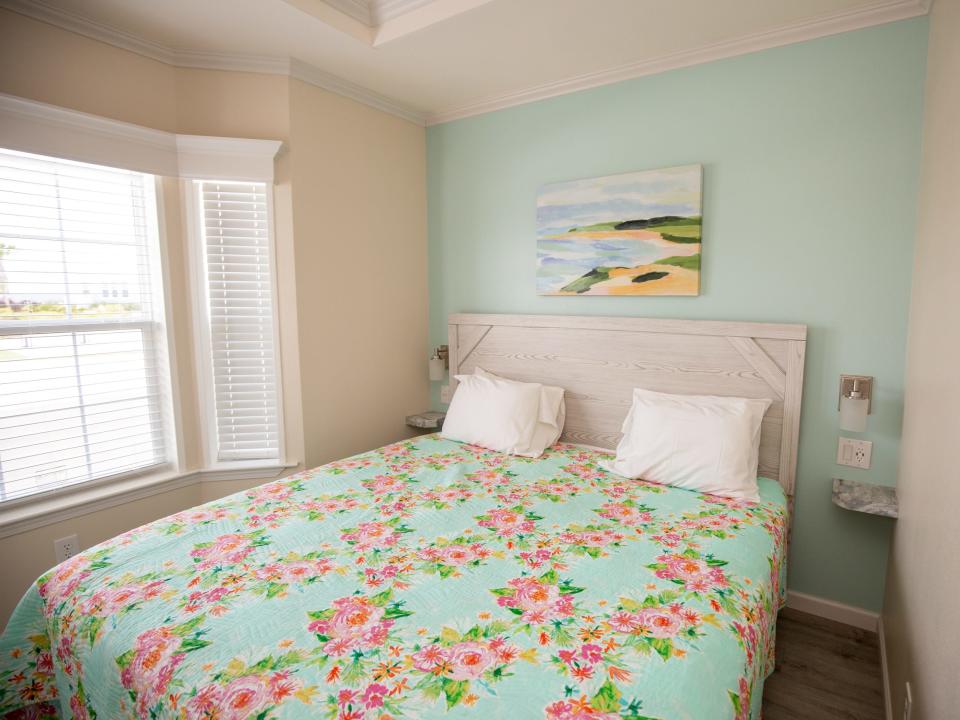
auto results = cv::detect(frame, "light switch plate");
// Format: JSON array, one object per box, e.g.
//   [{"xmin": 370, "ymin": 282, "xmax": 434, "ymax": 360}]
[
  {"xmin": 837, "ymin": 437, "xmax": 872, "ymax": 469},
  {"xmin": 439, "ymin": 384, "xmax": 452, "ymax": 404}
]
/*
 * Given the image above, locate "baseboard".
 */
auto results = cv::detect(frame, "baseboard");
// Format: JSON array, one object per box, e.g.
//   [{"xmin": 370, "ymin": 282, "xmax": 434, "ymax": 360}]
[
  {"xmin": 878, "ymin": 615, "xmax": 893, "ymax": 720},
  {"xmin": 785, "ymin": 590, "xmax": 879, "ymax": 631}
]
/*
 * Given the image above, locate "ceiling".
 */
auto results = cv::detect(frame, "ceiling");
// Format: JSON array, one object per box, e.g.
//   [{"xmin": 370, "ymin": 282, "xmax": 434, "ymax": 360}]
[{"xmin": 2, "ymin": 0, "xmax": 930, "ymax": 124}]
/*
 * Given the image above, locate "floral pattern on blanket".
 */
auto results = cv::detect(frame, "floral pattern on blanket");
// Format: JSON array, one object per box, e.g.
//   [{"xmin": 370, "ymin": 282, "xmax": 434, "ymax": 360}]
[{"xmin": 0, "ymin": 435, "xmax": 788, "ymax": 720}]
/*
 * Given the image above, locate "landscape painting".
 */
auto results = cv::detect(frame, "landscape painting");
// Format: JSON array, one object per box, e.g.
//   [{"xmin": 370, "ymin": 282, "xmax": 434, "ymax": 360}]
[{"xmin": 536, "ymin": 164, "xmax": 702, "ymax": 295}]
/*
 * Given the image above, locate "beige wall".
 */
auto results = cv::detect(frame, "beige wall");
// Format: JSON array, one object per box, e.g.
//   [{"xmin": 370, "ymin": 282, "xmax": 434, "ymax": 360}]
[
  {"xmin": 882, "ymin": 0, "xmax": 960, "ymax": 717},
  {"xmin": 289, "ymin": 79, "xmax": 428, "ymax": 467},
  {"xmin": 0, "ymin": 9, "xmax": 428, "ymax": 626}
]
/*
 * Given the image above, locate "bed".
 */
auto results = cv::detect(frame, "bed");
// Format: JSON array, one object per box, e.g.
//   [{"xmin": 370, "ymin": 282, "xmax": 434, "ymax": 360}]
[{"xmin": 0, "ymin": 314, "xmax": 807, "ymax": 720}]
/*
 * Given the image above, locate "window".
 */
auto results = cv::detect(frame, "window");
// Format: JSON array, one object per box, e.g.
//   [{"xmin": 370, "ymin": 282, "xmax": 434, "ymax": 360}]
[
  {"xmin": 0, "ymin": 149, "xmax": 172, "ymax": 502},
  {"xmin": 193, "ymin": 180, "xmax": 282, "ymax": 463}
]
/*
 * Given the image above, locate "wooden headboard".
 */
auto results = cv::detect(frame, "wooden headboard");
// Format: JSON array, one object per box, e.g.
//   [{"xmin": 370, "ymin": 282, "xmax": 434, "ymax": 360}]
[{"xmin": 447, "ymin": 314, "xmax": 807, "ymax": 497}]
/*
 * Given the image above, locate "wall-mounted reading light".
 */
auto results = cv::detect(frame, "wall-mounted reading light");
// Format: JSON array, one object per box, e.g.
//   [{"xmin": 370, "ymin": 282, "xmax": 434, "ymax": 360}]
[
  {"xmin": 839, "ymin": 374, "xmax": 873, "ymax": 432},
  {"xmin": 429, "ymin": 345, "xmax": 449, "ymax": 382}
]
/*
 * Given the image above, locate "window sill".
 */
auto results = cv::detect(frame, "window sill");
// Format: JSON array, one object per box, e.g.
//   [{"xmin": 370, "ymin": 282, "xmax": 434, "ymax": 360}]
[{"xmin": 0, "ymin": 460, "xmax": 299, "ymax": 539}]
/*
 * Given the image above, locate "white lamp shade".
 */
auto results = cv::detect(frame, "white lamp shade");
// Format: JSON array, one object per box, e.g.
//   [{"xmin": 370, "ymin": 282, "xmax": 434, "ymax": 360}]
[
  {"xmin": 428, "ymin": 357, "xmax": 446, "ymax": 382},
  {"xmin": 840, "ymin": 395, "xmax": 869, "ymax": 432}
]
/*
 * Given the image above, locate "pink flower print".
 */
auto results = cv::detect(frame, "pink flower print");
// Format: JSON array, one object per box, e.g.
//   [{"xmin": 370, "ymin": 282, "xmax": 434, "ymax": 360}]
[
  {"xmin": 323, "ymin": 637, "xmax": 356, "ymax": 657},
  {"xmin": 39, "ymin": 565, "xmax": 90, "ymax": 614},
  {"xmin": 498, "ymin": 577, "xmax": 574, "ymax": 624},
  {"xmin": 412, "ymin": 643, "xmax": 449, "ymax": 672},
  {"xmin": 249, "ymin": 481, "xmax": 294, "ymax": 503},
  {"xmin": 445, "ymin": 642, "xmax": 495, "ymax": 680},
  {"xmin": 171, "ymin": 507, "xmax": 231, "ymax": 525},
  {"xmin": 337, "ymin": 689, "xmax": 359, "ymax": 707},
  {"xmin": 519, "ymin": 547, "xmax": 561, "ymax": 570},
  {"xmin": 419, "ymin": 543, "xmax": 486, "ymax": 567},
  {"xmin": 69, "ymin": 694, "xmax": 90, "ymax": 720},
  {"xmin": 597, "ymin": 502, "xmax": 652, "ymax": 526},
  {"xmin": 255, "ymin": 558, "xmax": 331, "ymax": 584},
  {"xmin": 608, "ymin": 611, "xmax": 639, "ymax": 633},
  {"xmin": 309, "ymin": 595, "xmax": 394, "ymax": 655},
  {"xmin": 362, "ymin": 474, "xmax": 407, "ymax": 494},
  {"xmin": 478, "ymin": 509, "xmax": 535, "ymax": 537},
  {"xmin": 734, "ymin": 677, "xmax": 751, "ymax": 720},
  {"xmin": 340, "ymin": 521, "xmax": 399, "ymax": 550},
  {"xmin": 121, "ymin": 627, "xmax": 187, "ymax": 717},
  {"xmin": 35, "ymin": 652, "xmax": 53, "ymax": 675},
  {"xmin": 635, "ymin": 609, "xmax": 682, "ymax": 639},
  {"xmin": 706, "ymin": 495, "xmax": 755, "ymax": 509},
  {"xmin": 578, "ymin": 644, "xmax": 603, "ymax": 665},
  {"xmin": 651, "ymin": 531, "xmax": 685, "ymax": 548},
  {"xmin": 190, "ymin": 534, "xmax": 255, "ymax": 569},
  {"xmin": 656, "ymin": 553, "xmax": 728, "ymax": 592},
  {"xmin": 217, "ymin": 675, "xmax": 272, "ymax": 720},
  {"xmin": 559, "ymin": 529, "xmax": 624, "ymax": 548},
  {"xmin": 545, "ymin": 699, "xmax": 620, "ymax": 720},
  {"xmin": 185, "ymin": 672, "xmax": 302, "ymax": 720},
  {"xmin": 362, "ymin": 682, "xmax": 389, "ymax": 709}
]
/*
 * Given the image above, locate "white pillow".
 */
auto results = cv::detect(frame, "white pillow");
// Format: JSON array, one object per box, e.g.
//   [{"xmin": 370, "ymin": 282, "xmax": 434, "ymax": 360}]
[
  {"xmin": 601, "ymin": 388, "xmax": 771, "ymax": 500},
  {"xmin": 441, "ymin": 372, "xmax": 542, "ymax": 455},
  {"xmin": 474, "ymin": 368, "xmax": 565, "ymax": 456}
]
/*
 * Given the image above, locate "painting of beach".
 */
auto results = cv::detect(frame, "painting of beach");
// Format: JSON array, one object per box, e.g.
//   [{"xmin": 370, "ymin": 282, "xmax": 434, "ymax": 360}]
[{"xmin": 536, "ymin": 164, "xmax": 702, "ymax": 295}]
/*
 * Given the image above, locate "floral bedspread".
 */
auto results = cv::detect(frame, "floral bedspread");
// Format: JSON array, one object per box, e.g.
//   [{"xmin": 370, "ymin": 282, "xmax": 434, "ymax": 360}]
[{"xmin": 0, "ymin": 435, "xmax": 788, "ymax": 720}]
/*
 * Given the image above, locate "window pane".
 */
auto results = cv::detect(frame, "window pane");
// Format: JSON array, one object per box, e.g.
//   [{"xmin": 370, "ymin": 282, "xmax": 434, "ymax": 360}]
[
  {"xmin": 197, "ymin": 180, "xmax": 280, "ymax": 462},
  {"xmin": 0, "ymin": 149, "xmax": 169, "ymax": 502}
]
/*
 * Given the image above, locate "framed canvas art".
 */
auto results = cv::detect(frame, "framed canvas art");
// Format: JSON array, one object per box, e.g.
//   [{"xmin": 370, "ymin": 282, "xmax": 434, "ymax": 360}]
[{"xmin": 536, "ymin": 164, "xmax": 702, "ymax": 296}]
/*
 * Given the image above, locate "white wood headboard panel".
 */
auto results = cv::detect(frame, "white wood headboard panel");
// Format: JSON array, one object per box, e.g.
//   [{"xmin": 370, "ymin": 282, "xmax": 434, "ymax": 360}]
[{"xmin": 447, "ymin": 314, "xmax": 807, "ymax": 496}]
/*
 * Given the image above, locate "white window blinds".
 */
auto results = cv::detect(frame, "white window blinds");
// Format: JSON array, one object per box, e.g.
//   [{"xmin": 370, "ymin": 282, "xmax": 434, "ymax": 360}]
[
  {"xmin": 0, "ymin": 148, "xmax": 171, "ymax": 502},
  {"xmin": 196, "ymin": 180, "xmax": 281, "ymax": 463}
]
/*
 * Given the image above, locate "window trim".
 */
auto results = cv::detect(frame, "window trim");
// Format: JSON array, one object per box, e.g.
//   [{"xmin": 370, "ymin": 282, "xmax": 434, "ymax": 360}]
[
  {"xmin": 185, "ymin": 178, "xmax": 287, "ymax": 469},
  {"xmin": 0, "ymin": 94, "xmax": 290, "ymax": 531}
]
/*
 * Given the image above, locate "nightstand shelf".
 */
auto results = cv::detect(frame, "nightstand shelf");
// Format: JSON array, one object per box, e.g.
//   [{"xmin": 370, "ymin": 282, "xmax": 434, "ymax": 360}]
[
  {"xmin": 405, "ymin": 411, "xmax": 446, "ymax": 431},
  {"xmin": 832, "ymin": 478, "xmax": 898, "ymax": 518}
]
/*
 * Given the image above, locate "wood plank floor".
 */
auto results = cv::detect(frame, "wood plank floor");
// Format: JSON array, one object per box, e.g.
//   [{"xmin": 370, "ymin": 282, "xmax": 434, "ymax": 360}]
[{"xmin": 763, "ymin": 608, "xmax": 885, "ymax": 720}]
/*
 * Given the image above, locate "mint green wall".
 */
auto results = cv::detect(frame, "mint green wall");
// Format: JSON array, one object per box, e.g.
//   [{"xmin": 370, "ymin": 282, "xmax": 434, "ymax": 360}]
[{"xmin": 427, "ymin": 19, "xmax": 928, "ymax": 611}]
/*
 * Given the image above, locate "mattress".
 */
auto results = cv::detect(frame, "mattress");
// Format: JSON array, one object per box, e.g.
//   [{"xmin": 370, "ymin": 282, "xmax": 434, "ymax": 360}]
[{"xmin": 0, "ymin": 435, "xmax": 788, "ymax": 720}]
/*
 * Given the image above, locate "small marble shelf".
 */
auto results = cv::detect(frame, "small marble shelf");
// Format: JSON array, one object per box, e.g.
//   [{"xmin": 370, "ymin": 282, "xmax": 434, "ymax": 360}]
[
  {"xmin": 832, "ymin": 478, "xmax": 898, "ymax": 518},
  {"xmin": 406, "ymin": 411, "xmax": 446, "ymax": 430}
]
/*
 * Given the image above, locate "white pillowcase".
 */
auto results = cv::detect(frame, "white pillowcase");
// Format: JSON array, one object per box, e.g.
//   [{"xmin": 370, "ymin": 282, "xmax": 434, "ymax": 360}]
[
  {"xmin": 601, "ymin": 388, "xmax": 771, "ymax": 500},
  {"xmin": 474, "ymin": 368, "xmax": 565, "ymax": 456},
  {"xmin": 441, "ymin": 372, "xmax": 541, "ymax": 455},
  {"xmin": 440, "ymin": 369, "xmax": 565, "ymax": 457}
]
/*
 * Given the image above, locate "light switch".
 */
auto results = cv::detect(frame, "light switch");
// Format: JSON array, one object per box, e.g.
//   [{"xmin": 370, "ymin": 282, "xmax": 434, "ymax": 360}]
[{"xmin": 837, "ymin": 437, "xmax": 872, "ymax": 469}]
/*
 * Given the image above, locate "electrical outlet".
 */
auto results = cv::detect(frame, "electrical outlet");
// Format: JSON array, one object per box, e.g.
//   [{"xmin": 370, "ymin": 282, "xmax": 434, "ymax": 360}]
[
  {"xmin": 903, "ymin": 681, "xmax": 912, "ymax": 720},
  {"xmin": 440, "ymin": 384, "xmax": 452, "ymax": 404},
  {"xmin": 837, "ymin": 437, "xmax": 872, "ymax": 469},
  {"xmin": 54, "ymin": 534, "xmax": 79, "ymax": 564}
]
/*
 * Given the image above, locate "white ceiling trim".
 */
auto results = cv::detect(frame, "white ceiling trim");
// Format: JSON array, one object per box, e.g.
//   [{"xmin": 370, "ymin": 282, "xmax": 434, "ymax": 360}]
[
  {"xmin": 373, "ymin": 0, "xmax": 436, "ymax": 25},
  {"xmin": 287, "ymin": 59, "xmax": 426, "ymax": 124},
  {"xmin": 2, "ymin": 0, "xmax": 931, "ymax": 129},
  {"xmin": 0, "ymin": 92, "xmax": 284, "ymax": 180},
  {"xmin": 424, "ymin": 0, "xmax": 932, "ymax": 125},
  {"xmin": 1, "ymin": 0, "xmax": 427, "ymax": 124},
  {"xmin": 323, "ymin": 0, "xmax": 372, "ymax": 25}
]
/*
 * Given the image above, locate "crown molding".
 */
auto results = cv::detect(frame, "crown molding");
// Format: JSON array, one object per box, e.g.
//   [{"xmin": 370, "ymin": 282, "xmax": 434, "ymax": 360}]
[
  {"xmin": 288, "ymin": 58, "xmax": 426, "ymax": 124},
  {"xmin": 1, "ymin": 0, "xmax": 427, "ymax": 125},
  {"xmin": 373, "ymin": 0, "xmax": 436, "ymax": 24},
  {"xmin": 2, "ymin": 0, "xmax": 929, "ymax": 129},
  {"xmin": 324, "ymin": 0, "xmax": 372, "ymax": 25},
  {"xmin": 424, "ymin": 0, "xmax": 931, "ymax": 125},
  {"xmin": 2, "ymin": 0, "xmax": 176, "ymax": 64}
]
